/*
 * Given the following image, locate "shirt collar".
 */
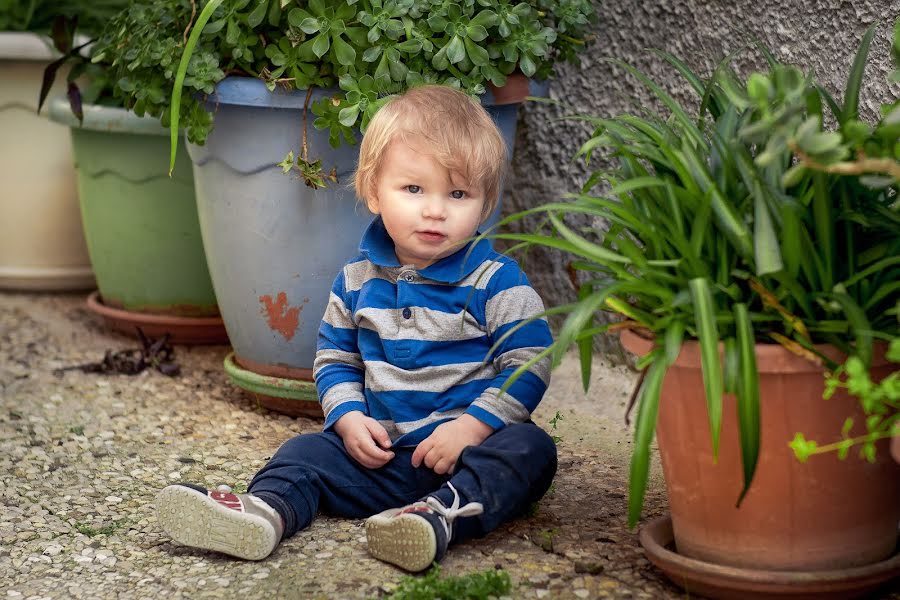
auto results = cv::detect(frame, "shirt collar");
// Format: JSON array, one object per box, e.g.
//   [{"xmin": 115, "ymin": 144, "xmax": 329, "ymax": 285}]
[{"xmin": 359, "ymin": 217, "xmax": 494, "ymax": 284}]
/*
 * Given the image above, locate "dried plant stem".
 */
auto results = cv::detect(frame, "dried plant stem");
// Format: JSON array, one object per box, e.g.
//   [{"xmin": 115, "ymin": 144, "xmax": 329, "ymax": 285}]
[
  {"xmin": 791, "ymin": 142, "xmax": 900, "ymax": 181},
  {"xmin": 183, "ymin": 0, "xmax": 197, "ymax": 45},
  {"xmin": 302, "ymin": 86, "xmax": 313, "ymax": 161}
]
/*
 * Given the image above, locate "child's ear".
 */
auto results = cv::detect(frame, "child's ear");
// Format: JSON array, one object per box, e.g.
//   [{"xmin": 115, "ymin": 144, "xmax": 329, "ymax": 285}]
[{"xmin": 365, "ymin": 191, "xmax": 380, "ymax": 215}]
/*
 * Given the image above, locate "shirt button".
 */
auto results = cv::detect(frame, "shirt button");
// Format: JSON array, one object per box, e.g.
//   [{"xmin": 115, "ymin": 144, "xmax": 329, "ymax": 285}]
[
  {"xmin": 402, "ymin": 308, "xmax": 412, "ymax": 319},
  {"xmin": 404, "ymin": 274, "xmax": 414, "ymax": 282}
]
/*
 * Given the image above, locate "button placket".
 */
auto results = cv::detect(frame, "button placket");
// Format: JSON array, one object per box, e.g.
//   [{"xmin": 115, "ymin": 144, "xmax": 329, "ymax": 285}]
[{"xmin": 394, "ymin": 268, "xmax": 417, "ymax": 362}]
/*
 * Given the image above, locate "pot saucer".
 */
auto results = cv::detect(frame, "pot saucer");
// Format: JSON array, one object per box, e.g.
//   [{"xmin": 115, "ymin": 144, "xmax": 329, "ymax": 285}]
[
  {"xmin": 223, "ymin": 353, "xmax": 323, "ymax": 419},
  {"xmin": 87, "ymin": 291, "xmax": 229, "ymax": 345},
  {"xmin": 640, "ymin": 515, "xmax": 900, "ymax": 600}
]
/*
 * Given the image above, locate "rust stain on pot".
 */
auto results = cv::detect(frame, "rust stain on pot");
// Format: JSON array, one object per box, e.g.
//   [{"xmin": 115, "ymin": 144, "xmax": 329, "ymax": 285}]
[{"xmin": 258, "ymin": 292, "xmax": 308, "ymax": 341}]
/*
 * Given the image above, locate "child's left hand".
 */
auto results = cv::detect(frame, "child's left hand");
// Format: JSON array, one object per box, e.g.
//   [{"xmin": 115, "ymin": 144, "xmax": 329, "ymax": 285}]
[{"xmin": 411, "ymin": 414, "xmax": 494, "ymax": 474}]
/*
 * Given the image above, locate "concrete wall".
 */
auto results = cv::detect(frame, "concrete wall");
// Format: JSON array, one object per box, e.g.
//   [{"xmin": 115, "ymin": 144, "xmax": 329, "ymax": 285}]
[{"xmin": 506, "ymin": 0, "xmax": 900, "ymax": 352}]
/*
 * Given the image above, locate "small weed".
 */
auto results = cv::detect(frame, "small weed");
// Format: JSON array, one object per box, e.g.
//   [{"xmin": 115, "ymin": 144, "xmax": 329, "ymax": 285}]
[
  {"xmin": 74, "ymin": 519, "xmax": 127, "ymax": 537},
  {"xmin": 69, "ymin": 425, "xmax": 85, "ymax": 436},
  {"xmin": 230, "ymin": 482, "xmax": 248, "ymax": 494},
  {"xmin": 549, "ymin": 411, "xmax": 564, "ymax": 444},
  {"xmin": 382, "ymin": 564, "xmax": 511, "ymax": 600},
  {"xmin": 537, "ymin": 528, "xmax": 559, "ymax": 553}
]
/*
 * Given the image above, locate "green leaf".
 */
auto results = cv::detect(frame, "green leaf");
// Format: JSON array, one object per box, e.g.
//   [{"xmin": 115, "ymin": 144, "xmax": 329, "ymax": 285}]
[
  {"xmin": 469, "ymin": 9, "xmax": 498, "ymax": 29},
  {"xmin": 830, "ymin": 292, "xmax": 873, "ymax": 367},
  {"xmin": 519, "ymin": 53, "xmax": 536, "ymax": 77},
  {"xmin": 332, "ymin": 34, "xmax": 356, "ymax": 65},
  {"xmin": 464, "ymin": 36, "xmax": 489, "ymax": 66},
  {"xmin": 338, "ymin": 104, "xmax": 360, "ymax": 127},
  {"xmin": 789, "ymin": 433, "xmax": 817, "ymax": 463},
  {"xmin": 663, "ymin": 321, "xmax": 684, "ymax": 365},
  {"xmin": 842, "ymin": 21, "xmax": 877, "ymax": 123},
  {"xmin": 752, "ymin": 182, "xmax": 783, "ymax": 276},
  {"xmin": 447, "ymin": 35, "xmax": 466, "ymax": 64},
  {"xmin": 169, "ymin": 0, "xmax": 225, "ymax": 176},
  {"xmin": 467, "ymin": 24, "xmax": 489, "ymax": 42},
  {"xmin": 247, "ymin": 0, "xmax": 267, "ymax": 27},
  {"xmin": 733, "ymin": 303, "xmax": 760, "ymax": 506},
  {"xmin": 226, "ymin": 18, "xmax": 240, "ymax": 45},
  {"xmin": 628, "ymin": 355, "xmax": 666, "ymax": 529},
  {"xmin": 689, "ymin": 277, "xmax": 723, "ymax": 461},
  {"xmin": 431, "ymin": 44, "xmax": 450, "ymax": 70},
  {"xmin": 312, "ymin": 32, "xmax": 331, "ymax": 58},
  {"xmin": 299, "ymin": 16, "xmax": 321, "ymax": 34}
]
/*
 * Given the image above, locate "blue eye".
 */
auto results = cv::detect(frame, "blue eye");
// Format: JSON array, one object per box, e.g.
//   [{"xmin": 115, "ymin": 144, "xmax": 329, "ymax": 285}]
[
  {"xmin": 450, "ymin": 190, "xmax": 466, "ymax": 199},
  {"xmin": 406, "ymin": 185, "xmax": 421, "ymax": 194}
]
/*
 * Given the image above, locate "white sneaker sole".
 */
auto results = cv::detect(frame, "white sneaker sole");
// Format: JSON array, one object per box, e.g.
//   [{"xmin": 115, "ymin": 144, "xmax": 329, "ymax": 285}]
[
  {"xmin": 365, "ymin": 513, "xmax": 437, "ymax": 572},
  {"xmin": 156, "ymin": 485, "xmax": 277, "ymax": 561}
]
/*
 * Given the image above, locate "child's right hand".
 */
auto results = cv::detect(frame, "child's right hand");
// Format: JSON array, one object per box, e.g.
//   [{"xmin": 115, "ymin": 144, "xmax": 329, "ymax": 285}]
[{"xmin": 333, "ymin": 411, "xmax": 395, "ymax": 469}]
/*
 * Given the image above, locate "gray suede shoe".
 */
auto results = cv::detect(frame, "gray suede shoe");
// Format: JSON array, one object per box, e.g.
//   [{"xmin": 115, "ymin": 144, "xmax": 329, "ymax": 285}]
[
  {"xmin": 365, "ymin": 482, "xmax": 483, "ymax": 572},
  {"xmin": 156, "ymin": 483, "xmax": 284, "ymax": 561}
]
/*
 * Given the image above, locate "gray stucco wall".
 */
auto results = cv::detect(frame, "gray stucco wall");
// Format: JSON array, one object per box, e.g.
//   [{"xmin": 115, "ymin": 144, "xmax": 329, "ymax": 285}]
[{"xmin": 506, "ymin": 0, "xmax": 900, "ymax": 352}]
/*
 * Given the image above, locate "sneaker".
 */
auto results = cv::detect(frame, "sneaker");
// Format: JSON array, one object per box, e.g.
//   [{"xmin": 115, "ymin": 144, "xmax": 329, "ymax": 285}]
[
  {"xmin": 365, "ymin": 482, "xmax": 483, "ymax": 572},
  {"xmin": 156, "ymin": 483, "xmax": 284, "ymax": 561}
]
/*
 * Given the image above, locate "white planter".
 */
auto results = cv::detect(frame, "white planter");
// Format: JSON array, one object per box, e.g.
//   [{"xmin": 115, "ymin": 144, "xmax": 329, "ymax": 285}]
[{"xmin": 0, "ymin": 32, "xmax": 93, "ymax": 290}]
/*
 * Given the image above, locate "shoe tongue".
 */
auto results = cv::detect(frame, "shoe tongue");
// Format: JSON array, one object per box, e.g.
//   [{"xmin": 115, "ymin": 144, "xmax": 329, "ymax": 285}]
[{"xmin": 209, "ymin": 490, "xmax": 244, "ymax": 512}]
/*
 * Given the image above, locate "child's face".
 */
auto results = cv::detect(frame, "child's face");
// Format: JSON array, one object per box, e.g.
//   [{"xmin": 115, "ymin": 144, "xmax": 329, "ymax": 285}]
[{"xmin": 367, "ymin": 140, "xmax": 486, "ymax": 269}]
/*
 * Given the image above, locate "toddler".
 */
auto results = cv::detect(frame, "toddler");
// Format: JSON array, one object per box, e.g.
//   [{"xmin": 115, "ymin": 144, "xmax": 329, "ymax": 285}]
[{"xmin": 156, "ymin": 84, "xmax": 557, "ymax": 572}]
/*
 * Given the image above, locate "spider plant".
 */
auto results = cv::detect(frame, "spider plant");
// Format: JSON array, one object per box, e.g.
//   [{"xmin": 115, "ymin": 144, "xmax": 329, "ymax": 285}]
[{"xmin": 494, "ymin": 20, "xmax": 900, "ymax": 527}]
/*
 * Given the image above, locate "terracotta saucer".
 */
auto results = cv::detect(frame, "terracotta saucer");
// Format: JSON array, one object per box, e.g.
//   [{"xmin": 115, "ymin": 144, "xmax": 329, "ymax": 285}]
[
  {"xmin": 223, "ymin": 353, "xmax": 323, "ymax": 419},
  {"xmin": 640, "ymin": 515, "xmax": 900, "ymax": 600},
  {"xmin": 86, "ymin": 291, "xmax": 229, "ymax": 345}
]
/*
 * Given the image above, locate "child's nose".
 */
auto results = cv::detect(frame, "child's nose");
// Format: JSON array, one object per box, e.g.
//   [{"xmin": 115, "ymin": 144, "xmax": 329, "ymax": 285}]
[{"xmin": 422, "ymin": 196, "xmax": 447, "ymax": 219}]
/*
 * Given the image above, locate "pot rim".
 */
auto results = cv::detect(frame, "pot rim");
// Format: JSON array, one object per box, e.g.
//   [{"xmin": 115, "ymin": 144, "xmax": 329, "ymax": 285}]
[
  {"xmin": 619, "ymin": 327, "xmax": 890, "ymax": 373},
  {"xmin": 0, "ymin": 32, "xmax": 90, "ymax": 61},
  {"xmin": 205, "ymin": 75, "xmax": 549, "ymax": 110},
  {"xmin": 46, "ymin": 96, "xmax": 171, "ymax": 136}
]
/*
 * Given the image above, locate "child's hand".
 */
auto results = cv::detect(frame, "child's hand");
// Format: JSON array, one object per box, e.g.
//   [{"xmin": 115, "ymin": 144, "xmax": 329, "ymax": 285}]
[
  {"xmin": 412, "ymin": 414, "xmax": 493, "ymax": 474},
  {"xmin": 334, "ymin": 411, "xmax": 395, "ymax": 469}
]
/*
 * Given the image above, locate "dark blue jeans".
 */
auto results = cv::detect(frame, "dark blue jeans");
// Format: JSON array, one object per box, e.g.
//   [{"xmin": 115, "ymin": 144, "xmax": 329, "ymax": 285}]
[{"xmin": 248, "ymin": 422, "xmax": 558, "ymax": 543}]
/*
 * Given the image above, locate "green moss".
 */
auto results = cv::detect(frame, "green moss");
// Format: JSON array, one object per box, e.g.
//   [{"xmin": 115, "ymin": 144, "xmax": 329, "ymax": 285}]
[{"xmin": 383, "ymin": 564, "xmax": 512, "ymax": 600}]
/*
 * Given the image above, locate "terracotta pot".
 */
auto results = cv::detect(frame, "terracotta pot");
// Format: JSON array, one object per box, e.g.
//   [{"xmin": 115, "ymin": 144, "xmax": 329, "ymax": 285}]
[
  {"xmin": 621, "ymin": 329, "xmax": 900, "ymax": 571},
  {"xmin": 892, "ymin": 426, "xmax": 900, "ymax": 464},
  {"xmin": 486, "ymin": 73, "xmax": 531, "ymax": 105}
]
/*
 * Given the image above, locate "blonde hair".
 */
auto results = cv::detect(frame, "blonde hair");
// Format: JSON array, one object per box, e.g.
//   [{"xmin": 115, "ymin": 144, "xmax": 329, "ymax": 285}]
[{"xmin": 352, "ymin": 85, "xmax": 507, "ymax": 221}]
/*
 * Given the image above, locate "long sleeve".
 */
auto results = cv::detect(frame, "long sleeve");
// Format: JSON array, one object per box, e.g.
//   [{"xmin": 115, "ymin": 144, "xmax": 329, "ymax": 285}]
[
  {"xmin": 313, "ymin": 267, "xmax": 367, "ymax": 430},
  {"xmin": 465, "ymin": 262, "xmax": 553, "ymax": 430}
]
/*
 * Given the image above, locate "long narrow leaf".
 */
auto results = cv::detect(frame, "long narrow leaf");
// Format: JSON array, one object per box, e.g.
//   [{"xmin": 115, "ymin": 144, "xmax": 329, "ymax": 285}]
[
  {"xmin": 689, "ymin": 277, "xmax": 723, "ymax": 460},
  {"xmin": 752, "ymin": 181, "xmax": 784, "ymax": 276},
  {"xmin": 627, "ymin": 354, "xmax": 667, "ymax": 529},
  {"xmin": 577, "ymin": 283, "xmax": 593, "ymax": 392},
  {"xmin": 489, "ymin": 232, "xmax": 629, "ymax": 264},
  {"xmin": 169, "ymin": 0, "xmax": 224, "ymax": 176},
  {"xmin": 733, "ymin": 303, "xmax": 760, "ymax": 506},
  {"xmin": 604, "ymin": 58, "xmax": 707, "ymax": 149},
  {"xmin": 841, "ymin": 22, "xmax": 877, "ymax": 123},
  {"xmin": 830, "ymin": 292, "xmax": 873, "ymax": 367},
  {"xmin": 548, "ymin": 214, "xmax": 634, "ymax": 265}
]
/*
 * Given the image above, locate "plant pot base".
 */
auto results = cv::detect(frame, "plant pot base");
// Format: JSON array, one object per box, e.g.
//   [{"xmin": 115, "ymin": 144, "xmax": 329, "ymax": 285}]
[
  {"xmin": 0, "ymin": 265, "xmax": 95, "ymax": 292},
  {"xmin": 223, "ymin": 353, "xmax": 323, "ymax": 419},
  {"xmin": 640, "ymin": 515, "xmax": 900, "ymax": 600},
  {"xmin": 87, "ymin": 291, "xmax": 228, "ymax": 345}
]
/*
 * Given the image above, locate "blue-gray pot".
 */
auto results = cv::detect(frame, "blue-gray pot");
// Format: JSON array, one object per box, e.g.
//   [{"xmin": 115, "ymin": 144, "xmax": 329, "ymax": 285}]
[{"xmin": 188, "ymin": 76, "xmax": 541, "ymax": 386}]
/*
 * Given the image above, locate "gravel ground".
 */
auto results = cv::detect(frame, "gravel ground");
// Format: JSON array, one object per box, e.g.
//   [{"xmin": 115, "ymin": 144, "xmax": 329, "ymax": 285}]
[{"xmin": 1, "ymin": 291, "xmax": 897, "ymax": 599}]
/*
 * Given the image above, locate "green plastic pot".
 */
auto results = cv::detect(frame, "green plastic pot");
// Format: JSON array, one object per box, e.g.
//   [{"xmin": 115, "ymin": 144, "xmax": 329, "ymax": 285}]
[{"xmin": 48, "ymin": 97, "xmax": 226, "ymax": 343}]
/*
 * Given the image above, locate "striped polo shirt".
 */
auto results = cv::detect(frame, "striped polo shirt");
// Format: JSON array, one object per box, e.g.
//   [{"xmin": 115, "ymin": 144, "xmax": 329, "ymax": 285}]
[{"xmin": 313, "ymin": 217, "xmax": 554, "ymax": 447}]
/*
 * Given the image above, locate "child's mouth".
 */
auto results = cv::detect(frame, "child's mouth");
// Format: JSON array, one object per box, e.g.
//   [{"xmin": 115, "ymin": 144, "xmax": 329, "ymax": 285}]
[{"xmin": 416, "ymin": 231, "xmax": 446, "ymax": 243}]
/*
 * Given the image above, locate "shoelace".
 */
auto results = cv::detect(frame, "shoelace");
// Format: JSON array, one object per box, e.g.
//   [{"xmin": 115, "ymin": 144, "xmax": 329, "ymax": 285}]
[{"xmin": 425, "ymin": 482, "xmax": 484, "ymax": 540}]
